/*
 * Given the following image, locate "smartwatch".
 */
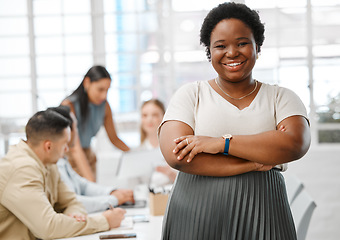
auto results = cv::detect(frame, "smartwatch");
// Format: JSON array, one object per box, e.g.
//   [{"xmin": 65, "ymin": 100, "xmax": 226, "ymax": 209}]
[{"xmin": 222, "ymin": 134, "xmax": 233, "ymax": 155}]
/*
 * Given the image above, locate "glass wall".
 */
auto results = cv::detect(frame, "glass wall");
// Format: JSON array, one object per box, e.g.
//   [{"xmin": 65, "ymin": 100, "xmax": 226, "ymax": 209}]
[
  {"xmin": 0, "ymin": 0, "xmax": 31, "ymax": 118},
  {"xmin": 33, "ymin": 0, "xmax": 93, "ymax": 110}
]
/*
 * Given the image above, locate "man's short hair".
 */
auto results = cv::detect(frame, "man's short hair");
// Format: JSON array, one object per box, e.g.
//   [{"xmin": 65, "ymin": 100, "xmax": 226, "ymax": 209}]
[
  {"xmin": 47, "ymin": 105, "xmax": 73, "ymax": 130},
  {"xmin": 25, "ymin": 109, "xmax": 71, "ymax": 146}
]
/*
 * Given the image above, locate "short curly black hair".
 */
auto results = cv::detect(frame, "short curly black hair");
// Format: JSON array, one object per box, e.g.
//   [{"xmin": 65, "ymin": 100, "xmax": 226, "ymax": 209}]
[{"xmin": 200, "ymin": 2, "xmax": 265, "ymax": 61}]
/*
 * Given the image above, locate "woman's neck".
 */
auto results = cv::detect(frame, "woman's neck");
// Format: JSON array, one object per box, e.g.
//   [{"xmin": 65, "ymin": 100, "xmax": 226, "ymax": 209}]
[{"xmin": 146, "ymin": 133, "xmax": 159, "ymax": 148}]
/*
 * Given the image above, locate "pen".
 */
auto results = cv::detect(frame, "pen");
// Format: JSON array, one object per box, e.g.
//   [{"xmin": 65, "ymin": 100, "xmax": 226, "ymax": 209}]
[{"xmin": 99, "ymin": 233, "xmax": 137, "ymax": 239}]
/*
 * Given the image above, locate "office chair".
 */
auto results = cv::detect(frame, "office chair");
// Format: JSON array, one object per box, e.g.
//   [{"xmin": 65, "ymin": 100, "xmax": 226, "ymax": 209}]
[
  {"xmin": 283, "ymin": 173, "xmax": 304, "ymax": 204},
  {"xmin": 290, "ymin": 189, "xmax": 317, "ymax": 240}
]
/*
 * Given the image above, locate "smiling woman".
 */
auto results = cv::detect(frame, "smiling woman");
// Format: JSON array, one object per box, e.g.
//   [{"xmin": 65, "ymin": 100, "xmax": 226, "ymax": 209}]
[
  {"xmin": 158, "ymin": 2, "xmax": 310, "ymax": 240},
  {"xmin": 61, "ymin": 65, "xmax": 130, "ymax": 182}
]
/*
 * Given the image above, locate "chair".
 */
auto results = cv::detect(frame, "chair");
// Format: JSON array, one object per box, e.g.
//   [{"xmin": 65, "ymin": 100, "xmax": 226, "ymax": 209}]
[
  {"xmin": 283, "ymin": 173, "xmax": 304, "ymax": 204},
  {"xmin": 290, "ymin": 189, "xmax": 317, "ymax": 240}
]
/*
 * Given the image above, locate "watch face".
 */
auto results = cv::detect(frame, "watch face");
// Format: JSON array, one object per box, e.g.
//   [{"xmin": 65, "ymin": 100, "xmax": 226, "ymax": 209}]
[{"xmin": 223, "ymin": 134, "xmax": 233, "ymax": 139}]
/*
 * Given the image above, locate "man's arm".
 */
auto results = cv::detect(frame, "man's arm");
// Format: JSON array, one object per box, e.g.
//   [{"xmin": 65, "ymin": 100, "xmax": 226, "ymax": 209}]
[
  {"xmin": 76, "ymin": 195, "xmax": 117, "ymax": 213},
  {"xmin": 1, "ymin": 165, "xmax": 109, "ymax": 239},
  {"xmin": 61, "ymin": 158, "xmax": 116, "ymax": 197},
  {"xmin": 71, "ymin": 169, "xmax": 135, "ymax": 207},
  {"xmin": 60, "ymin": 163, "xmax": 118, "ymax": 213},
  {"xmin": 59, "ymin": 160, "xmax": 134, "ymax": 212}
]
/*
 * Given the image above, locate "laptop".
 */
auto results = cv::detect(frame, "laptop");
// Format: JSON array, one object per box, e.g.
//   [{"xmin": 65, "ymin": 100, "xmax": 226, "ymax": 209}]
[{"xmin": 116, "ymin": 148, "xmax": 165, "ymax": 179}]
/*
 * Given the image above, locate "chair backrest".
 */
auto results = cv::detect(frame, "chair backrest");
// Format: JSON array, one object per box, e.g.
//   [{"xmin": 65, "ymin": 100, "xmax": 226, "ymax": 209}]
[
  {"xmin": 290, "ymin": 189, "xmax": 317, "ymax": 240},
  {"xmin": 283, "ymin": 173, "xmax": 304, "ymax": 204}
]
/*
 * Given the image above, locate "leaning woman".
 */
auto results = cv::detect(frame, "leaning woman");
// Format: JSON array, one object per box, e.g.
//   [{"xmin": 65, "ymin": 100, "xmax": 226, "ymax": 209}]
[{"xmin": 61, "ymin": 65, "xmax": 130, "ymax": 182}]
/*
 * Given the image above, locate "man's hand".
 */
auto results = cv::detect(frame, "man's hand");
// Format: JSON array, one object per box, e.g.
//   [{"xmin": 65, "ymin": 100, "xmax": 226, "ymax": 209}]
[
  {"xmin": 68, "ymin": 213, "xmax": 87, "ymax": 222},
  {"xmin": 102, "ymin": 208, "xmax": 126, "ymax": 229},
  {"xmin": 111, "ymin": 189, "xmax": 135, "ymax": 205}
]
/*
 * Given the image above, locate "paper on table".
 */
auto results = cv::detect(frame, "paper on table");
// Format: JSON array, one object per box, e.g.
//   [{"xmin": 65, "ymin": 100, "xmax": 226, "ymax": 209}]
[
  {"xmin": 54, "ymin": 217, "xmax": 134, "ymax": 240},
  {"xmin": 88, "ymin": 211, "xmax": 134, "ymax": 229},
  {"xmin": 117, "ymin": 216, "xmax": 134, "ymax": 229}
]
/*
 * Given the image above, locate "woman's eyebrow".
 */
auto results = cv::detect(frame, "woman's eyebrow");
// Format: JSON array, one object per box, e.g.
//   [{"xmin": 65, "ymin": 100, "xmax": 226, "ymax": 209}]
[
  {"xmin": 236, "ymin": 37, "xmax": 250, "ymax": 41},
  {"xmin": 212, "ymin": 39, "xmax": 225, "ymax": 45}
]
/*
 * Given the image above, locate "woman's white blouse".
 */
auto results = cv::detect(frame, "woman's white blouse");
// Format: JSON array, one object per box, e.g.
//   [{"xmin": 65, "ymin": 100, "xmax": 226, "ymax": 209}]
[{"xmin": 161, "ymin": 80, "xmax": 309, "ymax": 171}]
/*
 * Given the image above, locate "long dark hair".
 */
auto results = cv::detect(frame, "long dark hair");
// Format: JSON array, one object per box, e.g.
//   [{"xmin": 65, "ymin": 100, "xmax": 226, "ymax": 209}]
[{"xmin": 69, "ymin": 65, "xmax": 111, "ymax": 121}]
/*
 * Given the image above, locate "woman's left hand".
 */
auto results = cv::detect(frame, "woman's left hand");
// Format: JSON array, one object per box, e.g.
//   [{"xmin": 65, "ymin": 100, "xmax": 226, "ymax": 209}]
[{"xmin": 173, "ymin": 135, "xmax": 224, "ymax": 163}]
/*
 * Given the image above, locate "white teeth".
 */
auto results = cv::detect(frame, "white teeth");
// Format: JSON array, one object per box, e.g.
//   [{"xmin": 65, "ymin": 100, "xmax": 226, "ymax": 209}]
[{"xmin": 226, "ymin": 62, "xmax": 241, "ymax": 67}]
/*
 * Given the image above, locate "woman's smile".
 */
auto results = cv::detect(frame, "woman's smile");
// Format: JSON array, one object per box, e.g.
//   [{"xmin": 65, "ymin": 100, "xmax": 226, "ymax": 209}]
[{"xmin": 222, "ymin": 61, "xmax": 246, "ymax": 71}]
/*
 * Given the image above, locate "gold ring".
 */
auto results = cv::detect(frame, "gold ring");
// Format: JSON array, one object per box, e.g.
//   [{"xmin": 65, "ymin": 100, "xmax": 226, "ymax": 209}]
[{"xmin": 186, "ymin": 138, "xmax": 189, "ymax": 145}]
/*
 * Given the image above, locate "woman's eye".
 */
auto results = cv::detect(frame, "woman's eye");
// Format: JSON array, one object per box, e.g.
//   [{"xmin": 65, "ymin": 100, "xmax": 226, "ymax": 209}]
[
  {"xmin": 215, "ymin": 45, "xmax": 225, "ymax": 49},
  {"xmin": 238, "ymin": 42, "xmax": 249, "ymax": 47}
]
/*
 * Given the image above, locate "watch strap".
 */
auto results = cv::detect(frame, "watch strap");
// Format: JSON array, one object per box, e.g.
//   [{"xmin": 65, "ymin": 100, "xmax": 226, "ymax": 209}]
[{"xmin": 223, "ymin": 138, "xmax": 230, "ymax": 155}]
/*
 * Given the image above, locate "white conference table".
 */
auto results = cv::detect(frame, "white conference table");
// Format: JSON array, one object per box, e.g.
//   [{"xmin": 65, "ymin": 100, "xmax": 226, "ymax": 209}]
[
  {"xmin": 56, "ymin": 186, "xmax": 164, "ymax": 240},
  {"xmin": 56, "ymin": 207, "xmax": 163, "ymax": 240}
]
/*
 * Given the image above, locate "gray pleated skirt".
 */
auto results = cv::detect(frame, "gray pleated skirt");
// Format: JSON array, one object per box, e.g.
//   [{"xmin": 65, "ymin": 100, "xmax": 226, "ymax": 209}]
[{"xmin": 161, "ymin": 169, "xmax": 296, "ymax": 240}]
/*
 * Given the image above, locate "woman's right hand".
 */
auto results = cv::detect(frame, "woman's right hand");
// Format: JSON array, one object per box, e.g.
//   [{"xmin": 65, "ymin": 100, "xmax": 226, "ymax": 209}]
[
  {"xmin": 102, "ymin": 207, "xmax": 126, "ymax": 229},
  {"xmin": 173, "ymin": 135, "xmax": 224, "ymax": 162}
]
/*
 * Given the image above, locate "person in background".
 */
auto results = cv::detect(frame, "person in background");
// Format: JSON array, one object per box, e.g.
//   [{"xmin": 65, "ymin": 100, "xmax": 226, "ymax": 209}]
[
  {"xmin": 49, "ymin": 105, "xmax": 135, "ymax": 214},
  {"xmin": 140, "ymin": 99, "xmax": 166, "ymax": 149},
  {"xmin": 0, "ymin": 109, "xmax": 126, "ymax": 240},
  {"xmin": 58, "ymin": 157, "xmax": 134, "ymax": 213},
  {"xmin": 140, "ymin": 99, "xmax": 177, "ymax": 185},
  {"xmin": 61, "ymin": 65, "xmax": 130, "ymax": 182},
  {"xmin": 158, "ymin": 2, "xmax": 311, "ymax": 239}
]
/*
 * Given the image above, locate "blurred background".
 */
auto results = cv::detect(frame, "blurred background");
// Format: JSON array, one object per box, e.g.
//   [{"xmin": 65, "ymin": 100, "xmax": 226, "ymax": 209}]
[{"xmin": 0, "ymin": 0, "xmax": 339, "ymax": 239}]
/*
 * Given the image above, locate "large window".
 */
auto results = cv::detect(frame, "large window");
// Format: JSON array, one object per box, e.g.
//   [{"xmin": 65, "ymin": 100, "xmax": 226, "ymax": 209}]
[
  {"xmin": 1, "ymin": 0, "xmax": 340, "ymax": 155},
  {"xmin": 33, "ymin": 0, "xmax": 93, "ymax": 109}
]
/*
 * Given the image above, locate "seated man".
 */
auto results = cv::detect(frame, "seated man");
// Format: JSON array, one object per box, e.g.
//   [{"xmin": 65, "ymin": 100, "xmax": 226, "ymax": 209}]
[
  {"xmin": 49, "ymin": 106, "xmax": 135, "ymax": 214},
  {"xmin": 0, "ymin": 109, "xmax": 126, "ymax": 240}
]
